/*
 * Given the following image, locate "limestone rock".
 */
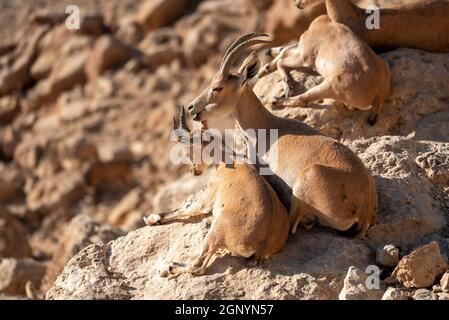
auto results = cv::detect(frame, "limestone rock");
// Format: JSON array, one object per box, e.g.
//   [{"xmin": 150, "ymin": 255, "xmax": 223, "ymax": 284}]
[
  {"xmin": 440, "ymin": 272, "xmax": 449, "ymax": 292},
  {"xmin": 26, "ymin": 171, "xmax": 85, "ymax": 213},
  {"xmin": 391, "ymin": 241, "xmax": 448, "ymax": 288},
  {"xmin": 0, "ymin": 258, "xmax": 46, "ymax": 296},
  {"xmin": 413, "ymin": 288, "xmax": 438, "ymax": 300},
  {"xmin": 338, "ymin": 266, "xmax": 384, "ymax": 300},
  {"xmin": 85, "ymin": 35, "xmax": 132, "ymax": 83},
  {"xmin": 381, "ymin": 287, "xmax": 411, "ymax": 300},
  {"xmin": 0, "ymin": 211, "xmax": 31, "ymax": 258},
  {"xmin": 135, "ymin": 0, "xmax": 199, "ymax": 32},
  {"xmin": 376, "ymin": 244, "xmax": 400, "ymax": 268}
]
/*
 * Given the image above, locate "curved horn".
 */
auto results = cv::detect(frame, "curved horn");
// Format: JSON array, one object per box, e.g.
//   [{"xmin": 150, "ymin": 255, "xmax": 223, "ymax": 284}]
[
  {"xmin": 220, "ymin": 38, "xmax": 271, "ymax": 76},
  {"xmin": 220, "ymin": 32, "xmax": 268, "ymax": 71},
  {"xmin": 179, "ymin": 105, "xmax": 190, "ymax": 132}
]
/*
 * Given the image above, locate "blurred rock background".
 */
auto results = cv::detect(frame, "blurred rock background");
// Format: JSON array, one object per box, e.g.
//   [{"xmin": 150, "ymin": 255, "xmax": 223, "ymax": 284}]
[{"xmin": 0, "ymin": 0, "xmax": 448, "ymax": 300}]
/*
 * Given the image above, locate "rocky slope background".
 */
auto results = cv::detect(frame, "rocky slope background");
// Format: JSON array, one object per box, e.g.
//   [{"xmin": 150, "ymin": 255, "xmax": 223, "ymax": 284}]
[{"xmin": 0, "ymin": 0, "xmax": 448, "ymax": 300}]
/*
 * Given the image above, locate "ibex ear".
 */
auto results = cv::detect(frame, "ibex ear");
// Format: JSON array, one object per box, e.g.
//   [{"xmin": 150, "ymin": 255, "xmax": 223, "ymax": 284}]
[{"xmin": 237, "ymin": 51, "xmax": 260, "ymax": 86}]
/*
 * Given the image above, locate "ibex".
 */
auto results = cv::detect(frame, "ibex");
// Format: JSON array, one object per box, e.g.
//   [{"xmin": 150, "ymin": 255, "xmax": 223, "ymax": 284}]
[
  {"xmin": 187, "ymin": 33, "xmax": 378, "ymax": 236},
  {"xmin": 143, "ymin": 106, "xmax": 289, "ymax": 276},
  {"xmin": 258, "ymin": 15, "xmax": 391, "ymax": 125},
  {"xmin": 296, "ymin": 0, "xmax": 449, "ymax": 52}
]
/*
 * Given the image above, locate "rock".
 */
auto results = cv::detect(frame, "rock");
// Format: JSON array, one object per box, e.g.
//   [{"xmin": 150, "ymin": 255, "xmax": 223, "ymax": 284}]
[
  {"xmin": 338, "ymin": 266, "xmax": 384, "ymax": 300},
  {"xmin": 0, "ymin": 258, "xmax": 46, "ymax": 296},
  {"xmin": 0, "ymin": 163, "xmax": 24, "ymax": 203},
  {"xmin": 376, "ymin": 244, "xmax": 400, "ymax": 268},
  {"xmin": 154, "ymin": 170, "xmax": 212, "ymax": 212},
  {"xmin": 0, "ymin": 94, "xmax": 20, "ymax": 125},
  {"xmin": 440, "ymin": 272, "xmax": 449, "ymax": 292},
  {"xmin": 381, "ymin": 287, "xmax": 411, "ymax": 300},
  {"xmin": 46, "ymin": 223, "xmax": 371, "ymax": 299},
  {"xmin": 415, "ymin": 144, "xmax": 449, "ymax": 185},
  {"xmin": 0, "ymin": 127, "xmax": 20, "ymax": 162},
  {"xmin": 265, "ymin": 0, "xmax": 325, "ymax": 45},
  {"xmin": 97, "ymin": 141, "xmax": 133, "ymax": 163},
  {"xmin": 40, "ymin": 214, "xmax": 124, "ymax": 292},
  {"xmin": 26, "ymin": 171, "xmax": 85, "ymax": 213},
  {"xmin": 85, "ymin": 35, "xmax": 132, "ymax": 82},
  {"xmin": 349, "ymin": 137, "xmax": 448, "ymax": 246},
  {"xmin": 107, "ymin": 188, "xmax": 142, "ymax": 228},
  {"xmin": 437, "ymin": 292, "xmax": 449, "ymax": 300},
  {"xmin": 254, "ymin": 49, "xmax": 449, "ymax": 141},
  {"xmin": 26, "ymin": 50, "xmax": 89, "ymax": 109},
  {"xmin": 138, "ymin": 29, "xmax": 184, "ymax": 68},
  {"xmin": 0, "ymin": 211, "xmax": 31, "ymax": 258},
  {"xmin": 135, "ymin": 0, "xmax": 199, "ymax": 33},
  {"xmin": 0, "ymin": 27, "xmax": 47, "ymax": 96},
  {"xmin": 58, "ymin": 132, "xmax": 97, "ymax": 170},
  {"xmin": 413, "ymin": 288, "xmax": 437, "ymax": 300},
  {"xmin": 390, "ymin": 241, "xmax": 448, "ymax": 288}
]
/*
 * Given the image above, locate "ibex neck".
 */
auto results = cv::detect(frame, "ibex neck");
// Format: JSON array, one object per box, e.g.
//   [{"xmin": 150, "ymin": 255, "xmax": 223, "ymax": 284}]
[
  {"xmin": 234, "ymin": 85, "xmax": 276, "ymax": 131},
  {"xmin": 326, "ymin": 0, "xmax": 361, "ymax": 25}
]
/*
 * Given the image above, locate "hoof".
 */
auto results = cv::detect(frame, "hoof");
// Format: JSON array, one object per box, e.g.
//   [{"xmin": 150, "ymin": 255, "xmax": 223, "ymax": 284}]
[
  {"xmin": 264, "ymin": 48, "xmax": 272, "ymax": 57},
  {"xmin": 143, "ymin": 214, "xmax": 161, "ymax": 226}
]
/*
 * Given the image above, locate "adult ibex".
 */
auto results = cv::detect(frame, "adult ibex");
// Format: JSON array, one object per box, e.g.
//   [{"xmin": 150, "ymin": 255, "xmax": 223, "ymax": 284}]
[
  {"xmin": 258, "ymin": 15, "xmax": 391, "ymax": 125},
  {"xmin": 187, "ymin": 33, "xmax": 378, "ymax": 236},
  {"xmin": 296, "ymin": 0, "xmax": 449, "ymax": 52},
  {"xmin": 144, "ymin": 106, "xmax": 289, "ymax": 276}
]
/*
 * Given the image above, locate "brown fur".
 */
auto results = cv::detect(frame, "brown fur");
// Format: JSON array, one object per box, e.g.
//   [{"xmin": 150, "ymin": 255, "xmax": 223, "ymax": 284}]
[
  {"xmin": 298, "ymin": 0, "xmax": 449, "ymax": 52},
  {"xmin": 258, "ymin": 15, "xmax": 391, "ymax": 124},
  {"xmin": 187, "ymin": 39, "xmax": 378, "ymax": 236}
]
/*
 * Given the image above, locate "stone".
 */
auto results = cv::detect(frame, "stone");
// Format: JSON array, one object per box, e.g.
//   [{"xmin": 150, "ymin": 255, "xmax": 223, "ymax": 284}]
[
  {"xmin": 107, "ymin": 188, "xmax": 142, "ymax": 228},
  {"xmin": 390, "ymin": 241, "xmax": 448, "ymax": 288},
  {"xmin": 413, "ymin": 289, "xmax": 437, "ymax": 300},
  {"xmin": 85, "ymin": 35, "xmax": 132, "ymax": 83},
  {"xmin": 0, "ymin": 258, "xmax": 46, "ymax": 296},
  {"xmin": 338, "ymin": 266, "xmax": 384, "ymax": 300},
  {"xmin": 0, "ymin": 94, "xmax": 20, "ymax": 125},
  {"xmin": 135, "ymin": 0, "xmax": 198, "ymax": 32},
  {"xmin": 46, "ymin": 225, "xmax": 371, "ymax": 299},
  {"xmin": 381, "ymin": 287, "xmax": 411, "ymax": 300},
  {"xmin": 26, "ymin": 171, "xmax": 85, "ymax": 213},
  {"xmin": 0, "ymin": 211, "xmax": 31, "ymax": 258},
  {"xmin": 437, "ymin": 292, "xmax": 449, "ymax": 300},
  {"xmin": 0, "ymin": 163, "xmax": 24, "ymax": 203},
  {"xmin": 440, "ymin": 272, "xmax": 449, "ymax": 292},
  {"xmin": 376, "ymin": 244, "xmax": 400, "ymax": 268},
  {"xmin": 40, "ymin": 214, "xmax": 124, "ymax": 292}
]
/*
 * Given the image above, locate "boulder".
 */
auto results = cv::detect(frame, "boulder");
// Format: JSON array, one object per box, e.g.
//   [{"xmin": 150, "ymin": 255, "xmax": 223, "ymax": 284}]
[
  {"xmin": 26, "ymin": 171, "xmax": 85, "ymax": 213},
  {"xmin": 46, "ymin": 224, "xmax": 371, "ymax": 299},
  {"xmin": 40, "ymin": 214, "xmax": 124, "ymax": 292},
  {"xmin": 85, "ymin": 35, "xmax": 132, "ymax": 83},
  {"xmin": 338, "ymin": 266, "xmax": 384, "ymax": 300},
  {"xmin": 0, "ymin": 211, "xmax": 31, "ymax": 258},
  {"xmin": 0, "ymin": 163, "xmax": 24, "ymax": 203},
  {"xmin": 390, "ymin": 241, "xmax": 448, "ymax": 288},
  {"xmin": 0, "ymin": 258, "xmax": 46, "ymax": 296},
  {"xmin": 135, "ymin": 0, "xmax": 199, "ymax": 32}
]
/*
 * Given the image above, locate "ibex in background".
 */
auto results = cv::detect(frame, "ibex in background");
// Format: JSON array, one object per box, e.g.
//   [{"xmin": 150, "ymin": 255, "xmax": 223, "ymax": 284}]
[
  {"xmin": 296, "ymin": 0, "xmax": 449, "ymax": 52},
  {"xmin": 144, "ymin": 106, "xmax": 289, "ymax": 276},
  {"xmin": 258, "ymin": 15, "xmax": 391, "ymax": 125},
  {"xmin": 187, "ymin": 33, "xmax": 378, "ymax": 236}
]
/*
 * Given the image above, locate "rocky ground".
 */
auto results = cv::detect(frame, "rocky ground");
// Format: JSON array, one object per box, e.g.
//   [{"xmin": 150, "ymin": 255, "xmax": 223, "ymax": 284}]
[{"xmin": 0, "ymin": 0, "xmax": 448, "ymax": 300}]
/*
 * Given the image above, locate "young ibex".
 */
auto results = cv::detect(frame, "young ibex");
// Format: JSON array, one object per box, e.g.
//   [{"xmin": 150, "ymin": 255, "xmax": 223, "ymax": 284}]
[
  {"xmin": 258, "ymin": 15, "xmax": 391, "ymax": 125},
  {"xmin": 187, "ymin": 33, "xmax": 378, "ymax": 236},
  {"xmin": 144, "ymin": 106, "xmax": 289, "ymax": 276},
  {"xmin": 296, "ymin": 0, "xmax": 449, "ymax": 52}
]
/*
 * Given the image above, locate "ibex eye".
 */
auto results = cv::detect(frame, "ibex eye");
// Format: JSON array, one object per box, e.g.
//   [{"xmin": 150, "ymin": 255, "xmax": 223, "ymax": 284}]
[{"xmin": 212, "ymin": 87, "xmax": 223, "ymax": 92}]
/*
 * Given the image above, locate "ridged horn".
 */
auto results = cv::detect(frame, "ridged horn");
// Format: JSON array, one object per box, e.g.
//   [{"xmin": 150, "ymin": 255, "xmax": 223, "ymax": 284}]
[
  {"xmin": 220, "ymin": 36, "xmax": 270, "ymax": 76},
  {"xmin": 179, "ymin": 105, "xmax": 190, "ymax": 132},
  {"xmin": 220, "ymin": 32, "xmax": 268, "ymax": 72}
]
